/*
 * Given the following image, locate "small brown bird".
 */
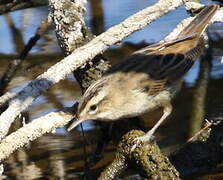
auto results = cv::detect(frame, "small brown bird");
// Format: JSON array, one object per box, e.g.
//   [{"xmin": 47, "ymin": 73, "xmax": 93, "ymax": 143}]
[{"xmin": 68, "ymin": 5, "xmax": 218, "ymax": 142}]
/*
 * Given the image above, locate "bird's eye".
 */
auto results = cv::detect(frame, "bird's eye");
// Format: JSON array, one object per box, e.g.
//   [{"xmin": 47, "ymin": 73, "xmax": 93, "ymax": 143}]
[{"xmin": 89, "ymin": 104, "xmax": 97, "ymax": 111}]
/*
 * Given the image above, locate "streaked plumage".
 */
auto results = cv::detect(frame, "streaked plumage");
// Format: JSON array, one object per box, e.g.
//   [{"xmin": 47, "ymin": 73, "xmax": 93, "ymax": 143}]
[{"xmin": 68, "ymin": 5, "xmax": 218, "ymax": 142}]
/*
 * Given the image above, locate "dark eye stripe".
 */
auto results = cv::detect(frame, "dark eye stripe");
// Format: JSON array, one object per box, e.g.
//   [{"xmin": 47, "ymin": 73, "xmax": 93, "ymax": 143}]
[{"xmin": 79, "ymin": 78, "xmax": 107, "ymax": 113}]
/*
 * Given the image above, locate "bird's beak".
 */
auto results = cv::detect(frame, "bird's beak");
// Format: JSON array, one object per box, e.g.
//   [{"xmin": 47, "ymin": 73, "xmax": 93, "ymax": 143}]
[{"xmin": 67, "ymin": 117, "xmax": 85, "ymax": 131}]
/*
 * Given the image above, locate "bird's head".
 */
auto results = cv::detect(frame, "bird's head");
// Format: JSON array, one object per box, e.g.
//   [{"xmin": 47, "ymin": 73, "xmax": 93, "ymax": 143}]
[{"xmin": 67, "ymin": 76, "xmax": 121, "ymax": 131}]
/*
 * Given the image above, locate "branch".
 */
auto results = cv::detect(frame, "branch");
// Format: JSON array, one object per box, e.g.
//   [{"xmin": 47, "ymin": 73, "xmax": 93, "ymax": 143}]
[
  {"xmin": 49, "ymin": 0, "xmax": 110, "ymax": 91},
  {"xmin": 170, "ymin": 120, "xmax": 223, "ymax": 177},
  {"xmin": 0, "ymin": 0, "xmax": 186, "ymax": 140},
  {"xmin": 0, "ymin": 107, "xmax": 74, "ymax": 161},
  {"xmin": 0, "ymin": 0, "xmax": 48, "ymax": 15},
  {"xmin": 99, "ymin": 120, "xmax": 223, "ymax": 179},
  {"xmin": 0, "ymin": 92, "xmax": 15, "ymax": 106},
  {"xmin": 4, "ymin": 14, "xmax": 25, "ymax": 53},
  {"xmin": 99, "ymin": 130, "xmax": 180, "ymax": 179}
]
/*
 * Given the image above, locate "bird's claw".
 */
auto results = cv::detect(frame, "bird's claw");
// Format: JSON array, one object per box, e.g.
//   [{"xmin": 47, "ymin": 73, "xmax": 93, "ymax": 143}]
[{"xmin": 130, "ymin": 133, "xmax": 155, "ymax": 152}]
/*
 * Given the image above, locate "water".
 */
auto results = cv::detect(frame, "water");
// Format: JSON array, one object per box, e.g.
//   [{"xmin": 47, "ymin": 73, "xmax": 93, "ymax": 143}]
[{"xmin": 0, "ymin": 0, "xmax": 223, "ymax": 179}]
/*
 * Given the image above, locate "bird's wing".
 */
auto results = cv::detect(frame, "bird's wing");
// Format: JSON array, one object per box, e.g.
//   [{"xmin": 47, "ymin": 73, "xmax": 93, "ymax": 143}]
[
  {"xmin": 106, "ymin": 32, "xmax": 204, "ymax": 95},
  {"xmin": 106, "ymin": 50, "xmax": 195, "ymax": 95},
  {"xmin": 106, "ymin": 5, "xmax": 218, "ymax": 95}
]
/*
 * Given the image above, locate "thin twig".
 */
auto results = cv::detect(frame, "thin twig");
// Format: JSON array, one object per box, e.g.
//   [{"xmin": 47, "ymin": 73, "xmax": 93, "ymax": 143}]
[{"xmin": 187, "ymin": 119, "xmax": 213, "ymax": 142}]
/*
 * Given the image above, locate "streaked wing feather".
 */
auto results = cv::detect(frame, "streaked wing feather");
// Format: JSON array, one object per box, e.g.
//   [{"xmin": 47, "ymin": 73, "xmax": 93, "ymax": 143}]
[
  {"xmin": 148, "ymin": 80, "xmax": 166, "ymax": 95},
  {"xmin": 106, "ymin": 5, "xmax": 218, "ymax": 96}
]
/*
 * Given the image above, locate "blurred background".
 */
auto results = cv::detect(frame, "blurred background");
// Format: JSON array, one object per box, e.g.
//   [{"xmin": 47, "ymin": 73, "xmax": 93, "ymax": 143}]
[{"xmin": 0, "ymin": 0, "xmax": 223, "ymax": 179}]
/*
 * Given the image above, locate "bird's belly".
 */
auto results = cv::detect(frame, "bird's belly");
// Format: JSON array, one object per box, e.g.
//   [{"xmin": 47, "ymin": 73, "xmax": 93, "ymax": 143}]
[
  {"xmin": 149, "ymin": 90, "xmax": 172, "ymax": 108},
  {"xmin": 123, "ymin": 89, "xmax": 172, "ymax": 119},
  {"xmin": 139, "ymin": 90, "xmax": 172, "ymax": 115}
]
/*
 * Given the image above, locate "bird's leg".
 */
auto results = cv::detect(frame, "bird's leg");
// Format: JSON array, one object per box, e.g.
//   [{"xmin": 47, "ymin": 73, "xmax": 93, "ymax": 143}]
[{"xmin": 134, "ymin": 103, "xmax": 173, "ymax": 143}]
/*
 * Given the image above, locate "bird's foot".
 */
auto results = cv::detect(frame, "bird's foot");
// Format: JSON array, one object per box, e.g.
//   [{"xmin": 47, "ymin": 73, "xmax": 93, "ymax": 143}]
[
  {"xmin": 134, "ymin": 133, "xmax": 155, "ymax": 143},
  {"xmin": 131, "ymin": 132, "xmax": 155, "ymax": 152}
]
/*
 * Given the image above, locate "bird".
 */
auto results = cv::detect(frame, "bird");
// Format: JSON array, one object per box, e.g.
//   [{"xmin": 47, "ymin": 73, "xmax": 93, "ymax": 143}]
[{"xmin": 68, "ymin": 4, "xmax": 219, "ymax": 143}]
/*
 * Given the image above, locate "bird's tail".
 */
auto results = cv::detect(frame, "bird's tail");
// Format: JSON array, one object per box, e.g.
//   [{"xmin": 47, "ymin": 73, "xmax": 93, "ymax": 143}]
[{"xmin": 178, "ymin": 4, "xmax": 218, "ymax": 38}]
